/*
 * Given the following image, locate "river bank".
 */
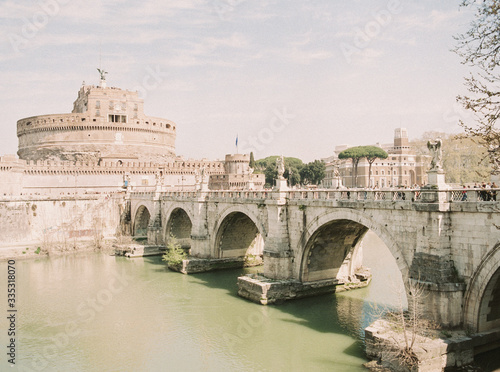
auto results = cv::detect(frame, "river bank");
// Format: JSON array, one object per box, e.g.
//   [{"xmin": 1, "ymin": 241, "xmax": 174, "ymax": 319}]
[{"xmin": 0, "ymin": 238, "xmax": 116, "ymax": 261}]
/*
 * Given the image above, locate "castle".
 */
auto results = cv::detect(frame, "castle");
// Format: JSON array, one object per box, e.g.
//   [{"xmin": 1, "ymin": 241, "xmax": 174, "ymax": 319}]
[
  {"xmin": 0, "ymin": 73, "xmax": 264, "ymax": 196},
  {"xmin": 1, "ymin": 74, "xmax": 430, "ymax": 196}
]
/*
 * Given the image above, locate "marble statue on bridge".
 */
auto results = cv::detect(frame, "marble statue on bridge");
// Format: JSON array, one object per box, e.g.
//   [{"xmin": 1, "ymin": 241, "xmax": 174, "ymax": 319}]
[
  {"xmin": 276, "ymin": 155, "xmax": 285, "ymax": 179},
  {"xmin": 427, "ymin": 138, "xmax": 443, "ymax": 171}
]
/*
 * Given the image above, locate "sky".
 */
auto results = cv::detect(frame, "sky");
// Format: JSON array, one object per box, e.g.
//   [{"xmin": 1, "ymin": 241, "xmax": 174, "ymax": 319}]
[{"xmin": 0, "ymin": 0, "xmax": 477, "ymax": 162}]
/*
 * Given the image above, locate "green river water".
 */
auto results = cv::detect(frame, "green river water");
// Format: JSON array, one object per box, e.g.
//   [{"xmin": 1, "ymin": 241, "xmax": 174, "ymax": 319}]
[{"xmin": 1, "ymin": 232, "xmax": 406, "ymax": 372}]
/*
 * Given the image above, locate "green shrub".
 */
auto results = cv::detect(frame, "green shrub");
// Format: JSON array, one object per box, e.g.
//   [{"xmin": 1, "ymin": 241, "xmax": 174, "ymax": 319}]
[{"xmin": 162, "ymin": 235, "xmax": 186, "ymax": 266}]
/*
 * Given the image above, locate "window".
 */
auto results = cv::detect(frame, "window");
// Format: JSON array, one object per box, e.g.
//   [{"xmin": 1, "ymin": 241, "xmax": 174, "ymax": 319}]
[
  {"xmin": 95, "ymin": 100, "xmax": 100, "ymax": 109},
  {"xmin": 109, "ymin": 101, "xmax": 114, "ymax": 110},
  {"xmin": 96, "ymin": 110, "xmax": 100, "ymax": 117},
  {"xmin": 108, "ymin": 114, "xmax": 127, "ymax": 123}
]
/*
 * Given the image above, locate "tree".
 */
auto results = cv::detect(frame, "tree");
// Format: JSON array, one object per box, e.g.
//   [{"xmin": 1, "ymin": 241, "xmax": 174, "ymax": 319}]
[
  {"xmin": 257, "ymin": 156, "xmax": 304, "ymax": 187},
  {"xmin": 338, "ymin": 146, "xmax": 385, "ymax": 187},
  {"xmin": 364, "ymin": 146, "xmax": 388, "ymax": 187},
  {"xmin": 454, "ymin": 0, "xmax": 500, "ymax": 174},
  {"xmin": 338, "ymin": 147, "xmax": 364, "ymax": 187},
  {"xmin": 300, "ymin": 160, "xmax": 326, "ymax": 185},
  {"xmin": 249, "ymin": 152, "xmax": 256, "ymax": 169},
  {"xmin": 162, "ymin": 234, "xmax": 186, "ymax": 268},
  {"xmin": 286, "ymin": 167, "xmax": 301, "ymax": 186},
  {"xmin": 368, "ymin": 278, "xmax": 435, "ymax": 371},
  {"xmin": 299, "ymin": 165, "xmax": 314, "ymax": 185}
]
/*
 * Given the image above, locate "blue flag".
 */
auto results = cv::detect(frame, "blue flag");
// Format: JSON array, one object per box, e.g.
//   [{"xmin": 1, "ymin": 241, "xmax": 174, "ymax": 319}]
[{"xmin": 235, "ymin": 135, "xmax": 238, "ymax": 147}]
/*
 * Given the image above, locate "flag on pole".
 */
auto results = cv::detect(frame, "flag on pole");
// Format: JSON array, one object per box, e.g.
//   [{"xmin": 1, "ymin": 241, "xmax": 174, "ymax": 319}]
[{"xmin": 235, "ymin": 134, "xmax": 239, "ymax": 154}]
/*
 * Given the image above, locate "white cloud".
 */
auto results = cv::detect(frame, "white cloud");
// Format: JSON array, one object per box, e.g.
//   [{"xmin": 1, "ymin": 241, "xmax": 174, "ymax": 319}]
[
  {"xmin": 289, "ymin": 47, "xmax": 333, "ymax": 65},
  {"xmin": 396, "ymin": 9, "xmax": 464, "ymax": 31}
]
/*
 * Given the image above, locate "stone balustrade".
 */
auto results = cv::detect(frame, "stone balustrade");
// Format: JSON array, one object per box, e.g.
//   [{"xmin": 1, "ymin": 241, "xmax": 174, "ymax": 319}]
[{"xmin": 145, "ymin": 188, "xmax": 500, "ymax": 204}]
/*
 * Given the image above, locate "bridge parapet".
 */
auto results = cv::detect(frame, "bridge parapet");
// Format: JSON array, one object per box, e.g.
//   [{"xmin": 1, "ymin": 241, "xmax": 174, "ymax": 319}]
[
  {"xmin": 287, "ymin": 188, "xmax": 498, "ymax": 203},
  {"xmin": 131, "ymin": 187, "xmax": 499, "ymax": 205}
]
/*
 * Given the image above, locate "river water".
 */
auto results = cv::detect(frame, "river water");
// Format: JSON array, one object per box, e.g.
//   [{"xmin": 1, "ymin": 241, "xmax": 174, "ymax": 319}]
[{"xmin": 2, "ymin": 232, "xmax": 405, "ymax": 372}]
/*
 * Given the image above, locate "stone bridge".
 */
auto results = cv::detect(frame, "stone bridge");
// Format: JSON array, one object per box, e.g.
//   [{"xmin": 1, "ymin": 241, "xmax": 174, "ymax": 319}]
[{"xmin": 125, "ymin": 186, "xmax": 500, "ymax": 334}]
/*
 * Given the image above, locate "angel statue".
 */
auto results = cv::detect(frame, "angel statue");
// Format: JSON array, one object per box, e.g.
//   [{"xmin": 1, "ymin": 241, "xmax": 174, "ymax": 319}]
[
  {"xmin": 427, "ymin": 138, "xmax": 443, "ymax": 171},
  {"xmin": 97, "ymin": 68, "xmax": 108, "ymax": 81},
  {"xmin": 155, "ymin": 169, "xmax": 164, "ymax": 186},
  {"xmin": 276, "ymin": 155, "xmax": 285, "ymax": 179},
  {"xmin": 200, "ymin": 166, "xmax": 207, "ymax": 183},
  {"xmin": 194, "ymin": 168, "xmax": 200, "ymax": 185}
]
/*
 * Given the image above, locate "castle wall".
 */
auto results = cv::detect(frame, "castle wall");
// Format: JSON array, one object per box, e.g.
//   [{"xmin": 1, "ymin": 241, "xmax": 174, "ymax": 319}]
[
  {"xmin": 0, "ymin": 194, "xmax": 123, "ymax": 257},
  {"xmin": 0, "ymin": 156, "xmax": 225, "ymax": 196},
  {"xmin": 17, "ymin": 113, "xmax": 176, "ymax": 162}
]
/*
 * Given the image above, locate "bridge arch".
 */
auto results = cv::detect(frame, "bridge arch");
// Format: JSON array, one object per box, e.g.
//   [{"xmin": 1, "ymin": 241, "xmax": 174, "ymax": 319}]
[
  {"xmin": 213, "ymin": 206, "xmax": 266, "ymax": 260},
  {"xmin": 165, "ymin": 207, "xmax": 193, "ymax": 249},
  {"xmin": 463, "ymin": 242, "xmax": 500, "ymax": 332},
  {"xmin": 299, "ymin": 208, "xmax": 409, "ymax": 283},
  {"xmin": 133, "ymin": 205, "xmax": 151, "ymax": 237}
]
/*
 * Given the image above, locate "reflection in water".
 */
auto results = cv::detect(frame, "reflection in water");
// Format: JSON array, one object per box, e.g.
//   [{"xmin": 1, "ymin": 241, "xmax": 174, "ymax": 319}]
[{"xmin": 0, "ymin": 231, "xmax": 405, "ymax": 372}]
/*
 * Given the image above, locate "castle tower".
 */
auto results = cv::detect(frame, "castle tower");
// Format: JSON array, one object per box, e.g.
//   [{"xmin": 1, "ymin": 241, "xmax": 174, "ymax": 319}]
[
  {"xmin": 393, "ymin": 128, "xmax": 410, "ymax": 154},
  {"xmin": 17, "ymin": 75, "xmax": 176, "ymax": 163}
]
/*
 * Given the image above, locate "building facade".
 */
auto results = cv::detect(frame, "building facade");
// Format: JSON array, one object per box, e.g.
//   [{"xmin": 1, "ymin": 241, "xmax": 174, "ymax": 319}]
[
  {"xmin": 209, "ymin": 154, "xmax": 265, "ymax": 190},
  {"xmin": 322, "ymin": 128, "xmax": 429, "ymax": 189}
]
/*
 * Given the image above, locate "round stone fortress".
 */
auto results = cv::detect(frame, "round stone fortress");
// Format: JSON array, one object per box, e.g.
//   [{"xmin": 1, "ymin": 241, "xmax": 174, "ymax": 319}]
[{"xmin": 17, "ymin": 77, "xmax": 176, "ymax": 163}]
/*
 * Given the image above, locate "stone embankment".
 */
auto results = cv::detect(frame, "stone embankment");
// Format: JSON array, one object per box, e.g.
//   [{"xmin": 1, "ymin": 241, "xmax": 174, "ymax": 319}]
[
  {"xmin": 238, "ymin": 269, "xmax": 371, "ymax": 305},
  {"xmin": 114, "ymin": 243, "xmax": 163, "ymax": 258},
  {"xmin": 364, "ymin": 318, "xmax": 500, "ymax": 371},
  {"xmin": 167, "ymin": 255, "xmax": 263, "ymax": 274},
  {"xmin": 0, "ymin": 194, "xmax": 122, "ymax": 261}
]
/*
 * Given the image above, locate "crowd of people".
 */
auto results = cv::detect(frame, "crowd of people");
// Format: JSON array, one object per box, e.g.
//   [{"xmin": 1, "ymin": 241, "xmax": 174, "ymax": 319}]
[{"xmin": 461, "ymin": 182, "xmax": 498, "ymax": 201}]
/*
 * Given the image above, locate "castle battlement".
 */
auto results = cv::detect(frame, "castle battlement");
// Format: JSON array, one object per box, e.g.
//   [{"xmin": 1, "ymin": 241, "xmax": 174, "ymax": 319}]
[
  {"xmin": 9, "ymin": 157, "xmax": 225, "ymax": 176},
  {"xmin": 17, "ymin": 114, "xmax": 176, "ymax": 136}
]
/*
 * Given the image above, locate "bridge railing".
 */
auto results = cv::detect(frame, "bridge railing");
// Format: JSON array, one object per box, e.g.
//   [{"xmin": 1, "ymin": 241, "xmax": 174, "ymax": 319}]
[
  {"xmin": 159, "ymin": 190, "xmax": 270, "ymax": 200},
  {"xmin": 206, "ymin": 190, "xmax": 270, "ymax": 199},
  {"xmin": 287, "ymin": 189, "xmax": 416, "ymax": 201},
  {"xmin": 286, "ymin": 188, "xmax": 500, "ymax": 203},
  {"xmin": 131, "ymin": 188, "xmax": 500, "ymax": 203}
]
